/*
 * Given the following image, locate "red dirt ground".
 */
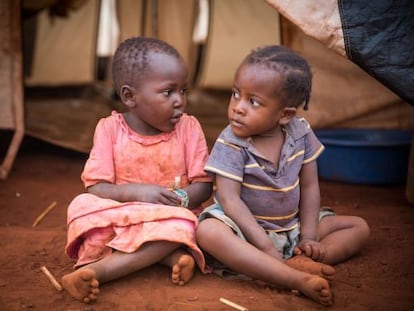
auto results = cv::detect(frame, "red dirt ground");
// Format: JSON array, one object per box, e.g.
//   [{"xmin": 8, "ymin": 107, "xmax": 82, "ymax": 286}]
[{"xmin": 1, "ymin": 134, "xmax": 414, "ymax": 311}]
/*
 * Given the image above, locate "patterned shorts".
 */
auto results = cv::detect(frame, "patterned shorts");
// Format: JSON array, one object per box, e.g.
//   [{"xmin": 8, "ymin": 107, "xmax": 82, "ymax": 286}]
[{"xmin": 198, "ymin": 203, "xmax": 335, "ymax": 278}]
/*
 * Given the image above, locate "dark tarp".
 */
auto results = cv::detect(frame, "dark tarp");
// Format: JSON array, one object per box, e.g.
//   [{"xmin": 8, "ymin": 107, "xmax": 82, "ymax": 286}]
[{"xmin": 338, "ymin": 0, "xmax": 414, "ymax": 105}]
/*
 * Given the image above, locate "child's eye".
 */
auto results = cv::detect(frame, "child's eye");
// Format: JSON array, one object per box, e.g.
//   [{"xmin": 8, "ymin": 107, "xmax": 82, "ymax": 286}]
[
  {"xmin": 162, "ymin": 90, "xmax": 172, "ymax": 96},
  {"xmin": 231, "ymin": 89, "xmax": 240, "ymax": 99},
  {"xmin": 180, "ymin": 88, "xmax": 187, "ymax": 95},
  {"xmin": 249, "ymin": 98, "xmax": 260, "ymax": 107}
]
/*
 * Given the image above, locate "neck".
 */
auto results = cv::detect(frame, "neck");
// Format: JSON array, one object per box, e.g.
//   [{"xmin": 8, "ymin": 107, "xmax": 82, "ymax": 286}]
[{"xmin": 254, "ymin": 125, "xmax": 283, "ymax": 138}]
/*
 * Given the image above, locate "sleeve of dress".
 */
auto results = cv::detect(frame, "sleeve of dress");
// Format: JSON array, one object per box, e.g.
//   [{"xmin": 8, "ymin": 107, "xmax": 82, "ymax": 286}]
[
  {"xmin": 81, "ymin": 117, "xmax": 116, "ymax": 188},
  {"xmin": 182, "ymin": 116, "xmax": 213, "ymax": 183},
  {"xmin": 204, "ymin": 129, "xmax": 245, "ymax": 183},
  {"xmin": 303, "ymin": 127, "xmax": 325, "ymax": 164}
]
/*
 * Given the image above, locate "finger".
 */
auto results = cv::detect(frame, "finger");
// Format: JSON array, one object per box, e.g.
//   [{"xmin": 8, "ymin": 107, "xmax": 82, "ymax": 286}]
[
  {"xmin": 162, "ymin": 189, "xmax": 179, "ymax": 199},
  {"xmin": 311, "ymin": 246, "xmax": 320, "ymax": 260},
  {"xmin": 166, "ymin": 197, "xmax": 181, "ymax": 206},
  {"xmin": 305, "ymin": 244, "xmax": 312, "ymax": 257},
  {"xmin": 159, "ymin": 194, "xmax": 179, "ymax": 206},
  {"xmin": 318, "ymin": 247, "xmax": 326, "ymax": 261},
  {"xmin": 158, "ymin": 196, "xmax": 170, "ymax": 205},
  {"xmin": 293, "ymin": 247, "xmax": 302, "ymax": 255},
  {"xmin": 162, "ymin": 191, "xmax": 181, "ymax": 204}
]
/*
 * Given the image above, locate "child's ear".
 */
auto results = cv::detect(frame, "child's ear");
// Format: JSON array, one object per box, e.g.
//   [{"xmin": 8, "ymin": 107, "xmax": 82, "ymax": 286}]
[
  {"xmin": 120, "ymin": 84, "xmax": 136, "ymax": 108},
  {"xmin": 279, "ymin": 107, "xmax": 297, "ymax": 125}
]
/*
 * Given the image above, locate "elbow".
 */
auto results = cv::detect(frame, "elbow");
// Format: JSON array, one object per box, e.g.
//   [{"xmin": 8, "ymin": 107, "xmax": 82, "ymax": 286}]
[{"xmin": 200, "ymin": 182, "xmax": 214, "ymax": 203}]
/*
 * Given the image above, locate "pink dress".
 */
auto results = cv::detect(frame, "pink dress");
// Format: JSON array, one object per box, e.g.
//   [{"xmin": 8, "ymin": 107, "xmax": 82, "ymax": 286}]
[{"xmin": 65, "ymin": 111, "xmax": 212, "ymax": 272}]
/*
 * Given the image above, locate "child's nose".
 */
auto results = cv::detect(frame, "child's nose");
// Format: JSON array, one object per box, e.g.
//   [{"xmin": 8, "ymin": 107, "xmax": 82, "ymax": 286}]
[
  {"xmin": 173, "ymin": 93, "xmax": 185, "ymax": 108},
  {"xmin": 233, "ymin": 101, "xmax": 246, "ymax": 115}
]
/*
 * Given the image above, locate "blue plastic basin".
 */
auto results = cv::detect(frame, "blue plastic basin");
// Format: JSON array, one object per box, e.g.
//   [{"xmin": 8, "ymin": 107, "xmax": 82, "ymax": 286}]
[{"xmin": 315, "ymin": 129, "xmax": 413, "ymax": 184}]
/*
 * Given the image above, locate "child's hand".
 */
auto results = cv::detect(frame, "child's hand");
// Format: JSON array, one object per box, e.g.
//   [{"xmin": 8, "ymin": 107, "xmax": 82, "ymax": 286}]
[
  {"xmin": 134, "ymin": 184, "xmax": 182, "ymax": 206},
  {"xmin": 87, "ymin": 182, "xmax": 184, "ymax": 206},
  {"xmin": 294, "ymin": 238, "xmax": 326, "ymax": 262}
]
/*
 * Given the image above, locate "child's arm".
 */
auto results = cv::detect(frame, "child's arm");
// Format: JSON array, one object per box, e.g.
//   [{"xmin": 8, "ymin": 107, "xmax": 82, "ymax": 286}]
[
  {"xmin": 183, "ymin": 182, "xmax": 213, "ymax": 209},
  {"xmin": 87, "ymin": 181, "xmax": 212, "ymax": 208},
  {"xmin": 87, "ymin": 182, "xmax": 183, "ymax": 206},
  {"xmin": 216, "ymin": 175, "xmax": 282, "ymax": 260},
  {"xmin": 295, "ymin": 160, "xmax": 326, "ymax": 261}
]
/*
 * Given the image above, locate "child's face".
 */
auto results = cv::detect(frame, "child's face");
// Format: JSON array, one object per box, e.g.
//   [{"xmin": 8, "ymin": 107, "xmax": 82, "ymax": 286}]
[
  {"xmin": 128, "ymin": 53, "xmax": 189, "ymax": 135},
  {"xmin": 228, "ymin": 62, "xmax": 284, "ymax": 138}
]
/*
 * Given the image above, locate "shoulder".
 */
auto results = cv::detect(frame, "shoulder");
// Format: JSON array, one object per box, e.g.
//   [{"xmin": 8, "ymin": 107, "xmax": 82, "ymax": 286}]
[
  {"xmin": 96, "ymin": 111, "xmax": 122, "ymax": 129},
  {"xmin": 92, "ymin": 111, "xmax": 127, "ymax": 143},
  {"xmin": 285, "ymin": 117, "xmax": 312, "ymax": 140}
]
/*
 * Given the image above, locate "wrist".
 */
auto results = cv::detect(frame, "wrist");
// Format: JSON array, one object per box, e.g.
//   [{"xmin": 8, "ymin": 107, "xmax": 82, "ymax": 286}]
[{"xmin": 300, "ymin": 235, "xmax": 316, "ymax": 241}]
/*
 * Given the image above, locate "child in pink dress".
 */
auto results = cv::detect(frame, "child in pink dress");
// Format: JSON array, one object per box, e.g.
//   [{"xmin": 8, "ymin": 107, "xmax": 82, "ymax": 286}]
[{"xmin": 61, "ymin": 37, "xmax": 213, "ymax": 303}]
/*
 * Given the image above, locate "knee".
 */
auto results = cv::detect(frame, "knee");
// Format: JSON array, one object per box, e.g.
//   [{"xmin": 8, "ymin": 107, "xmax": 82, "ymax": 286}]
[
  {"xmin": 354, "ymin": 216, "xmax": 370, "ymax": 242},
  {"xmin": 196, "ymin": 218, "xmax": 221, "ymax": 247}
]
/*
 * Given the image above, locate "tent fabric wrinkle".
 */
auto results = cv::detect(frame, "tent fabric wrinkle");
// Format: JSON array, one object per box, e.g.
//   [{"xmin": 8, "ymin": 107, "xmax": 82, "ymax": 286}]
[
  {"xmin": 267, "ymin": 0, "xmax": 414, "ymax": 106},
  {"xmin": 338, "ymin": 0, "xmax": 414, "ymax": 105},
  {"xmin": 265, "ymin": 0, "xmax": 346, "ymax": 56}
]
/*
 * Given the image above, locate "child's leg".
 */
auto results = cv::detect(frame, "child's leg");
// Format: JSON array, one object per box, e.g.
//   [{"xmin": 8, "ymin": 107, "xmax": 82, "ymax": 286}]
[
  {"xmin": 160, "ymin": 248, "xmax": 195, "ymax": 286},
  {"xmin": 62, "ymin": 240, "xmax": 182, "ymax": 303},
  {"xmin": 196, "ymin": 218, "xmax": 333, "ymax": 306},
  {"xmin": 318, "ymin": 215, "xmax": 370, "ymax": 265}
]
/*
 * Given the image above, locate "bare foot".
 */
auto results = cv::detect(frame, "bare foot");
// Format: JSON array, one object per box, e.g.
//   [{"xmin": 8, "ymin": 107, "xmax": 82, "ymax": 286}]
[
  {"xmin": 61, "ymin": 268, "xmax": 99, "ymax": 303},
  {"xmin": 286, "ymin": 255, "xmax": 335, "ymax": 280},
  {"xmin": 162, "ymin": 249, "xmax": 195, "ymax": 286},
  {"xmin": 297, "ymin": 275, "xmax": 334, "ymax": 306}
]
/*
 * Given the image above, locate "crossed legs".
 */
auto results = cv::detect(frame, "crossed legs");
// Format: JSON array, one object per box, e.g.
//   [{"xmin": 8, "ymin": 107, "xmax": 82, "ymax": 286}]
[
  {"xmin": 61, "ymin": 241, "xmax": 195, "ymax": 303},
  {"xmin": 196, "ymin": 218, "xmax": 333, "ymax": 306}
]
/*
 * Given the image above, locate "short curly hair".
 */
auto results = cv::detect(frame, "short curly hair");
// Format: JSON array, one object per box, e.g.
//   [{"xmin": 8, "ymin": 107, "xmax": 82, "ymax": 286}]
[
  {"xmin": 243, "ymin": 45, "xmax": 312, "ymax": 110},
  {"xmin": 112, "ymin": 37, "xmax": 181, "ymax": 95}
]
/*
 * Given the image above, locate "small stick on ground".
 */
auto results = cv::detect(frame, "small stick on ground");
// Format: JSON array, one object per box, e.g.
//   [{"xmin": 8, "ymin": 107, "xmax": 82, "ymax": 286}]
[
  {"xmin": 40, "ymin": 266, "xmax": 62, "ymax": 291},
  {"xmin": 32, "ymin": 201, "xmax": 57, "ymax": 228},
  {"xmin": 219, "ymin": 297, "xmax": 248, "ymax": 311}
]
